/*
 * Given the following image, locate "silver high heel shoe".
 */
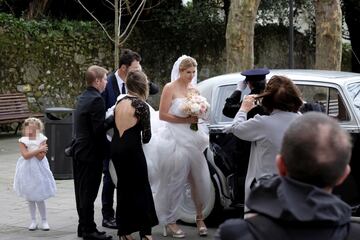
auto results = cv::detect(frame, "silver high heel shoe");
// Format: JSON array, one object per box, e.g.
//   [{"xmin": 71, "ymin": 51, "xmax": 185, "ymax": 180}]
[
  {"xmin": 195, "ymin": 217, "xmax": 208, "ymax": 237},
  {"xmin": 163, "ymin": 223, "xmax": 185, "ymax": 238}
]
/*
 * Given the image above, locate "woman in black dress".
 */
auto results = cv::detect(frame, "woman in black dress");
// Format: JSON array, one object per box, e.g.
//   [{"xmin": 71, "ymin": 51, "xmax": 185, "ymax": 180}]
[{"xmin": 111, "ymin": 70, "xmax": 158, "ymax": 240}]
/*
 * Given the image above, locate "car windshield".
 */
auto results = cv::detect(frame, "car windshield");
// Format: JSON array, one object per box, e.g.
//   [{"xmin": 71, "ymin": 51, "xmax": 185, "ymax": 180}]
[{"xmin": 347, "ymin": 82, "xmax": 360, "ymax": 114}]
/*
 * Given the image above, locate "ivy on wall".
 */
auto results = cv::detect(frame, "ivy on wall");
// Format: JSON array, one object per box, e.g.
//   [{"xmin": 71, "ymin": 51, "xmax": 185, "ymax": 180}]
[
  {"xmin": 0, "ymin": 13, "xmax": 113, "ymax": 111},
  {"xmin": 0, "ymin": 12, "xmax": 351, "ymax": 117}
]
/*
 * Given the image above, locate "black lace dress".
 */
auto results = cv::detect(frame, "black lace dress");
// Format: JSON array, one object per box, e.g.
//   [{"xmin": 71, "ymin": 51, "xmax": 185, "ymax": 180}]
[{"xmin": 111, "ymin": 96, "xmax": 158, "ymax": 236}]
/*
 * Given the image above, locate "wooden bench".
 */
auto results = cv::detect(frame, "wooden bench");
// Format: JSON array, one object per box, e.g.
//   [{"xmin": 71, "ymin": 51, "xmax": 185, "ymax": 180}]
[{"xmin": 0, "ymin": 93, "xmax": 44, "ymax": 134}]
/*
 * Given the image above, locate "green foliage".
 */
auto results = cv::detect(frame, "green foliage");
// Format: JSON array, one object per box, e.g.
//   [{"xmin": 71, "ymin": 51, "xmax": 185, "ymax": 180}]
[
  {"xmin": 0, "ymin": 13, "xmax": 113, "ymax": 110},
  {"xmin": 0, "ymin": 13, "xmax": 101, "ymax": 38}
]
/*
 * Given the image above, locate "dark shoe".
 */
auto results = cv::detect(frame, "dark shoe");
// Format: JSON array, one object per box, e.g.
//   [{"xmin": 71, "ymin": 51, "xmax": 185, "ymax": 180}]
[
  {"xmin": 102, "ymin": 218, "xmax": 117, "ymax": 229},
  {"xmin": 78, "ymin": 226, "xmax": 106, "ymax": 238},
  {"xmin": 82, "ymin": 231, "xmax": 112, "ymax": 240}
]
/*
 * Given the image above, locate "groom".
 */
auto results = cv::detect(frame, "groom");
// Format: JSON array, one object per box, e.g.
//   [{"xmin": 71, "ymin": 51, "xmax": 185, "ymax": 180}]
[{"xmin": 101, "ymin": 49, "xmax": 159, "ymax": 229}]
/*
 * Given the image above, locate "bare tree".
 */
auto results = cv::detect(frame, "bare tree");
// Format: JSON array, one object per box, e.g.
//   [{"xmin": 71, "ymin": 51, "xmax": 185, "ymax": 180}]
[
  {"xmin": 315, "ymin": 0, "xmax": 342, "ymax": 70},
  {"xmin": 77, "ymin": 0, "xmax": 146, "ymax": 69},
  {"xmin": 226, "ymin": 0, "xmax": 261, "ymax": 72}
]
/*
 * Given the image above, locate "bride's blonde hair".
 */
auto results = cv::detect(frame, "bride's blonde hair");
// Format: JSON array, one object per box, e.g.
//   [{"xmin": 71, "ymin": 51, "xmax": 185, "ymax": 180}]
[{"xmin": 179, "ymin": 57, "xmax": 197, "ymax": 71}]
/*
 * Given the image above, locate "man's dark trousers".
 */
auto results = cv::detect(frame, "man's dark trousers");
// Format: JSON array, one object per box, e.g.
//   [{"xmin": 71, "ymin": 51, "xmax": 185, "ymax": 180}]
[
  {"xmin": 101, "ymin": 157, "xmax": 115, "ymax": 220},
  {"xmin": 74, "ymin": 158, "xmax": 103, "ymax": 233}
]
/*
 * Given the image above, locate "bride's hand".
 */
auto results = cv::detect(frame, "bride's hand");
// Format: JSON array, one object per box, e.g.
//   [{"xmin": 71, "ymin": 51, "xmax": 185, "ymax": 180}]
[{"xmin": 186, "ymin": 116, "xmax": 198, "ymax": 123}]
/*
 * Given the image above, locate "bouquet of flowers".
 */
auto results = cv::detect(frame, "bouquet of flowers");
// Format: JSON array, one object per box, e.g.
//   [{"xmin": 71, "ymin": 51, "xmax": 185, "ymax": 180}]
[{"xmin": 181, "ymin": 87, "xmax": 210, "ymax": 131}]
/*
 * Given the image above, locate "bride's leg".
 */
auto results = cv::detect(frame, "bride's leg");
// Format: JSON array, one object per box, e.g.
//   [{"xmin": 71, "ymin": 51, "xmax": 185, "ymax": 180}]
[{"xmin": 188, "ymin": 171, "xmax": 208, "ymax": 236}]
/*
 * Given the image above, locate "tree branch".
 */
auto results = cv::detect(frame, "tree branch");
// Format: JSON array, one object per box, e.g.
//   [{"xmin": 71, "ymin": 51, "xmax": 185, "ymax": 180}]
[
  {"xmin": 119, "ymin": 0, "xmax": 146, "ymax": 39},
  {"xmin": 76, "ymin": 0, "xmax": 115, "ymax": 43}
]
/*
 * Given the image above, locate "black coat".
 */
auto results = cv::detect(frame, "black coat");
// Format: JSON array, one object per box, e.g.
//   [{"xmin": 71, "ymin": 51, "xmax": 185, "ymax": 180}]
[
  {"xmin": 222, "ymin": 89, "xmax": 267, "ymax": 119},
  {"xmin": 73, "ymin": 86, "xmax": 107, "ymax": 163},
  {"xmin": 215, "ymin": 176, "xmax": 353, "ymax": 240}
]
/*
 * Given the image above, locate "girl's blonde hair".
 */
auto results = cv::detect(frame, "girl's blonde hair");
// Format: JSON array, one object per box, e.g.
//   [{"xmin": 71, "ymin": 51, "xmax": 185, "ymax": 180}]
[{"xmin": 22, "ymin": 117, "xmax": 44, "ymax": 135}]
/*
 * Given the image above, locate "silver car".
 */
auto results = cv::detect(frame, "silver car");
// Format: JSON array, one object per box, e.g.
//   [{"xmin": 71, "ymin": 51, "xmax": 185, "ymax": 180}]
[{"xmin": 177, "ymin": 69, "xmax": 360, "ymax": 223}]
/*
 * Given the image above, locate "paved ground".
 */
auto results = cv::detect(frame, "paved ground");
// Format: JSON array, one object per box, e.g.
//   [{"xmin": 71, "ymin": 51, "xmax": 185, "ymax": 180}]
[{"xmin": 0, "ymin": 134, "xmax": 217, "ymax": 240}]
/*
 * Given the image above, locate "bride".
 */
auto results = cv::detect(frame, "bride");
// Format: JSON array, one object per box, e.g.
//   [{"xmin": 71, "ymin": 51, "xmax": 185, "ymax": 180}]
[{"xmin": 144, "ymin": 55, "xmax": 211, "ymax": 238}]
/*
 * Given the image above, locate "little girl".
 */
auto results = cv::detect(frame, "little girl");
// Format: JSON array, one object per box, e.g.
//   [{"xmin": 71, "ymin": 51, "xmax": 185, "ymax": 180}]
[{"xmin": 13, "ymin": 117, "xmax": 57, "ymax": 231}]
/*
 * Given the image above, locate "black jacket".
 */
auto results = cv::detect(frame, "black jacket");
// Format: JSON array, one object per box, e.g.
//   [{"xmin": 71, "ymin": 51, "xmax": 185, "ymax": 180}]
[
  {"xmin": 215, "ymin": 176, "xmax": 354, "ymax": 240},
  {"xmin": 222, "ymin": 89, "xmax": 266, "ymax": 119},
  {"xmin": 73, "ymin": 86, "xmax": 107, "ymax": 163},
  {"xmin": 102, "ymin": 71, "xmax": 159, "ymax": 110}
]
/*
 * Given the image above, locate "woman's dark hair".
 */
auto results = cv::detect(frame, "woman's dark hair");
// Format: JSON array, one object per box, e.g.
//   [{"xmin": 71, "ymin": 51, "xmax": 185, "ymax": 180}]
[
  {"xmin": 126, "ymin": 70, "xmax": 149, "ymax": 100},
  {"xmin": 256, "ymin": 75, "xmax": 303, "ymax": 113}
]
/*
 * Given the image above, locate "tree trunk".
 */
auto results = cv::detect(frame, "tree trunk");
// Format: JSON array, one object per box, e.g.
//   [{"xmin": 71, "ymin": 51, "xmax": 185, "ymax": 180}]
[
  {"xmin": 226, "ymin": 0, "xmax": 261, "ymax": 73},
  {"xmin": 26, "ymin": 0, "xmax": 49, "ymax": 19},
  {"xmin": 343, "ymin": 0, "xmax": 360, "ymax": 73},
  {"xmin": 315, "ymin": 0, "xmax": 342, "ymax": 70}
]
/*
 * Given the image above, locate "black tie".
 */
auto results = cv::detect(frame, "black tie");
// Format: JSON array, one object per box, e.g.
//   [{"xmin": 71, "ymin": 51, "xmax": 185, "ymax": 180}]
[{"xmin": 121, "ymin": 82, "xmax": 126, "ymax": 94}]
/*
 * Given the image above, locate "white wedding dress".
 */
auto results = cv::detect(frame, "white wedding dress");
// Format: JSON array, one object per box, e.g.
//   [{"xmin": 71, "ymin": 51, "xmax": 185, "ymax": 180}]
[{"xmin": 143, "ymin": 98, "xmax": 211, "ymax": 224}]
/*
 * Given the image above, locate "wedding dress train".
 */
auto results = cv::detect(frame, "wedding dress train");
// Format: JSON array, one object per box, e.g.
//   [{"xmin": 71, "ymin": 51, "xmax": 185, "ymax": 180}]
[{"xmin": 143, "ymin": 98, "xmax": 211, "ymax": 224}]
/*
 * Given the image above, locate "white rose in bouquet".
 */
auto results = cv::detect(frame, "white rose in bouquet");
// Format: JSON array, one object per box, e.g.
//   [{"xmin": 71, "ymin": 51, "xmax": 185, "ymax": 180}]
[{"xmin": 181, "ymin": 88, "xmax": 210, "ymax": 131}]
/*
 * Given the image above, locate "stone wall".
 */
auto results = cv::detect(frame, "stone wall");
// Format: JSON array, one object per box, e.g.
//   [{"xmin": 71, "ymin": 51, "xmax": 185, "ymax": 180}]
[{"xmin": 0, "ymin": 14, "xmax": 113, "ymax": 111}]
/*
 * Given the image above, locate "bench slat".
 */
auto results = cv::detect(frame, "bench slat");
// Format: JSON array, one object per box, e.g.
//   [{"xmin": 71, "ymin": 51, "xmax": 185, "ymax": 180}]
[{"xmin": 0, "ymin": 93, "xmax": 43, "ymax": 128}]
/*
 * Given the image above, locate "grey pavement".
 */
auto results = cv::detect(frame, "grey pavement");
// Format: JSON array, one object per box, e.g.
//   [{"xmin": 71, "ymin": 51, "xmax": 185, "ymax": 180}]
[{"xmin": 0, "ymin": 134, "xmax": 217, "ymax": 240}]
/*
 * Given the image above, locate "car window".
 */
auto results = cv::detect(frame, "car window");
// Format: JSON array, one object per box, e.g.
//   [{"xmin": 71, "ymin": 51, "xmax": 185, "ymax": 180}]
[
  {"xmin": 347, "ymin": 82, "xmax": 360, "ymax": 115},
  {"xmin": 297, "ymin": 85, "xmax": 350, "ymax": 121},
  {"xmin": 213, "ymin": 84, "xmax": 250, "ymax": 124},
  {"xmin": 213, "ymin": 85, "xmax": 236, "ymax": 124}
]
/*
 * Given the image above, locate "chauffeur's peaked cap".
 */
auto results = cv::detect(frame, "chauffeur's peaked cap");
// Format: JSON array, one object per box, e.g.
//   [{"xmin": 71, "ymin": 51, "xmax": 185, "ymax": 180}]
[{"xmin": 241, "ymin": 68, "xmax": 270, "ymax": 82}]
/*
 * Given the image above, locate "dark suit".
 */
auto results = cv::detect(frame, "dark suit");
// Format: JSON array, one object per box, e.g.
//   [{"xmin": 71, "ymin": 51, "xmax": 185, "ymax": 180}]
[
  {"xmin": 222, "ymin": 89, "xmax": 266, "ymax": 119},
  {"xmin": 102, "ymin": 71, "xmax": 159, "ymax": 110},
  {"xmin": 73, "ymin": 86, "xmax": 107, "ymax": 233},
  {"xmin": 100, "ymin": 71, "xmax": 159, "ymax": 221}
]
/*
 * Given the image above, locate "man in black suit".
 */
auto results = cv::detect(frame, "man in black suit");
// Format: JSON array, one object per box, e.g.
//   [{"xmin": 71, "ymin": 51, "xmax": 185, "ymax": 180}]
[
  {"xmin": 73, "ymin": 65, "xmax": 112, "ymax": 240},
  {"xmin": 222, "ymin": 68, "xmax": 269, "ymax": 119},
  {"xmin": 100, "ymin": 49, "xmax": 159, "ymax": 229}
]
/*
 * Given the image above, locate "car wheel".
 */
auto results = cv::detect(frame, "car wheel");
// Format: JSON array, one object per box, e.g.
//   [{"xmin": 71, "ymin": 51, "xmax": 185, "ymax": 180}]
[{"xmin": 177, "ymin": 176, "xmax": 221, "ymax": 224}]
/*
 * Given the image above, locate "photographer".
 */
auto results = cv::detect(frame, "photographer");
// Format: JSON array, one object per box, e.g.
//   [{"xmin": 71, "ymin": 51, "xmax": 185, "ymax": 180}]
[
  {"xmin": 222, "ymin": 68, "xmax": 269, "ymax": 119},
  {"xmin": 225, "ymin": 75, "xmax": 303, "ymax": 210}
]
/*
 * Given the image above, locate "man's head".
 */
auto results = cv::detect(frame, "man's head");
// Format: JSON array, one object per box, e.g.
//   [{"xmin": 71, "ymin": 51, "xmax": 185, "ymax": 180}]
[
  {"xmin": 277, "ymin": 112, "xmax": 352, "ymax": 190},
  {"xmin": 118, "ymin": 49, "xmax": 142, "ymax": 81},
  {"xmin": 85, "ymin": 65, "xmax": 108, "ymax": 92},
  {"xmin": 241, "ymin": 68, "xmax": 269, "ymax": 93}
]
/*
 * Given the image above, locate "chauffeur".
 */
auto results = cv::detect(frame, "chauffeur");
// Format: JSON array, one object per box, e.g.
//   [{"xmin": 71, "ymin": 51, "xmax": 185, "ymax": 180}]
[{"xmin": 222, "ymin": 68, "xmax": 270, "ymax": 119}]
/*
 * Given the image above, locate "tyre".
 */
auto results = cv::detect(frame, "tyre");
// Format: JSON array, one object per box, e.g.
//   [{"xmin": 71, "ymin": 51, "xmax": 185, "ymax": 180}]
[{"xmin": 177, "ymin": 176, "xmax": 221, "ymax": 224}]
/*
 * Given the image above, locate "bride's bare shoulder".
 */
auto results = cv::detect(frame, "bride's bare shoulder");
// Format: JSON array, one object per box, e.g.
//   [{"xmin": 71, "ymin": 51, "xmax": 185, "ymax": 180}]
[{"xmin": 163, "ymin": 82, "xmax": 176, "ymax": 92}]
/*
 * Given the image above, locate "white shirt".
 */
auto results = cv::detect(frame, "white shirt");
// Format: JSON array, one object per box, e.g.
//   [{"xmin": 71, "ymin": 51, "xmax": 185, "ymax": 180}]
[{"xmin": 115, "ymin": 70, "xmax": 127, "ymax": 94}]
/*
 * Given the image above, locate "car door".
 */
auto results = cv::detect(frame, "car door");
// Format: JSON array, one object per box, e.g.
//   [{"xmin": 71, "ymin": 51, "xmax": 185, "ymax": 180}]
[
  {"xmin": 207, "ymin": 83, "xmax": 250, "ymax": 206},
  {"xmin": 296, "ymin": 82, "xmax": 360, "ymax": 211}
]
